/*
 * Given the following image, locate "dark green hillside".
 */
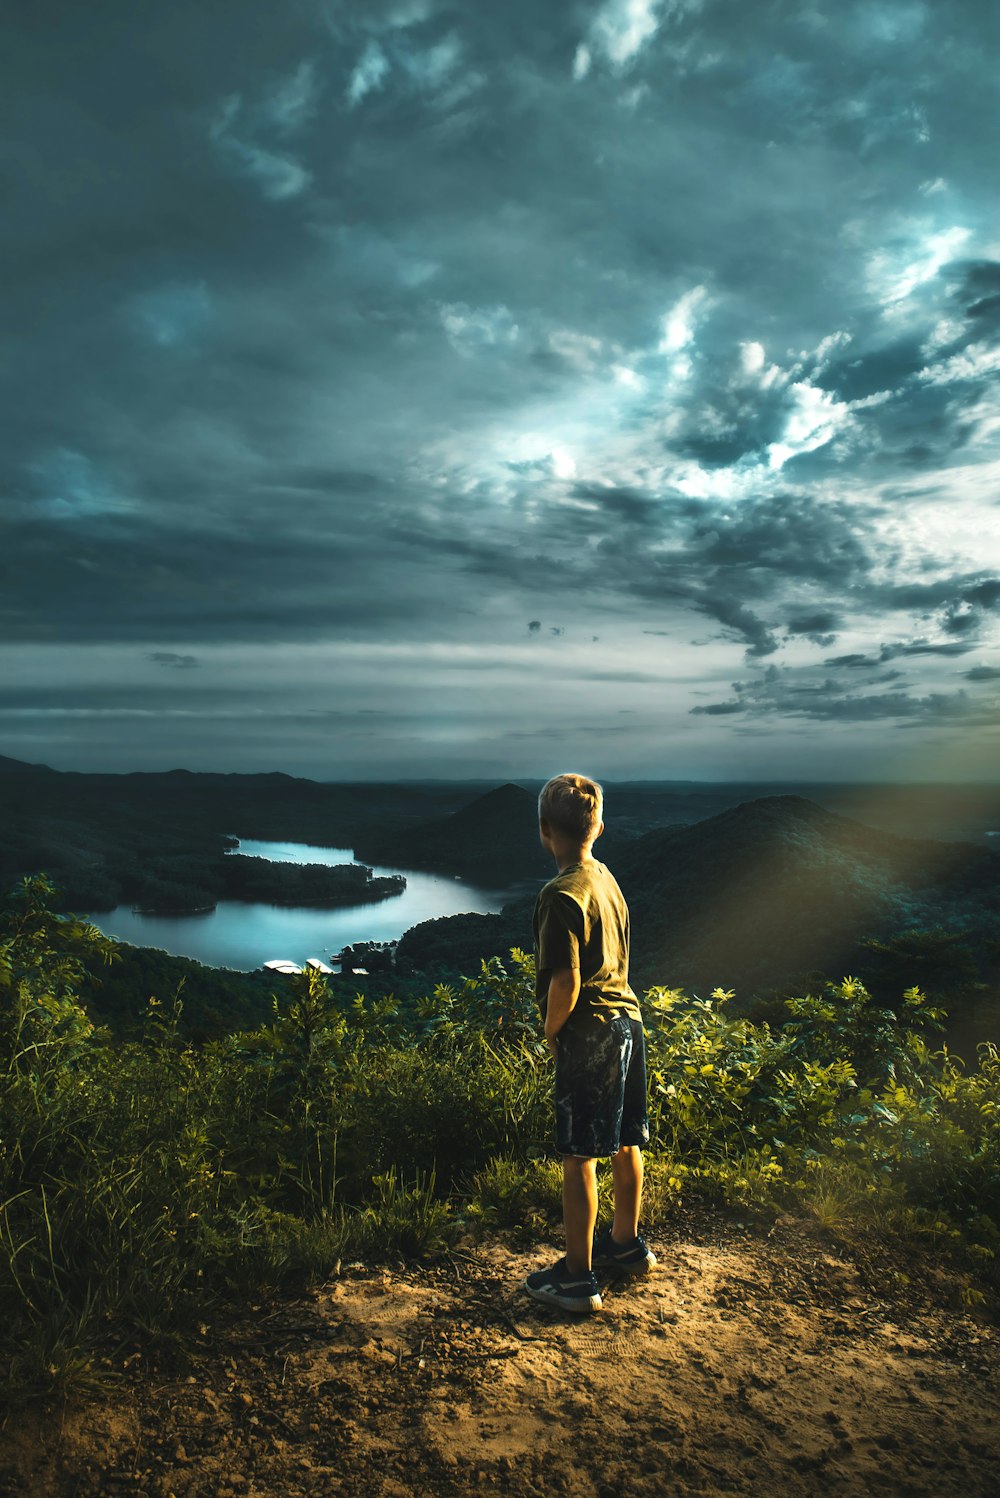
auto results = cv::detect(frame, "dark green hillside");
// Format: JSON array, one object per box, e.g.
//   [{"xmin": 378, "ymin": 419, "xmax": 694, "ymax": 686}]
[
  {"xmin": 355, "ymin": 782, "xmax": 551, "ymax": 885},
  {"xmin": 78, "ymin": 942, "xmax": 280, "ymax": 1038},
  {"xmin": 0, "ymin": 755, "xmax": 54, "ymax": 775},
  {"xmin": 396, "ymin": 910, "xmax": 527, "ymax": 976},
  {"xmin": 615, "ymin": 795, "xmax": 994, "ymax": 990}
]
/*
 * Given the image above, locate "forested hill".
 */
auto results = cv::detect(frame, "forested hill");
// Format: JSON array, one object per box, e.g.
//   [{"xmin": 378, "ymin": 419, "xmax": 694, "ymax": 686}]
[
  {"xmin": 617, "ymin": 794, "xmax": 994, "ymax": 990},
  {"xmin": 354, "ymin": 782, "xmax": 551, "ymax": 885}
]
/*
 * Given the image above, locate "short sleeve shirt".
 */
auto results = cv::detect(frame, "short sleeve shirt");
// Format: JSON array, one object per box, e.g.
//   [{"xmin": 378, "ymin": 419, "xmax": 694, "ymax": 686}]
[{"xmin": 533, "ymin": 859, "xmax": 641, "ymax": 1024}]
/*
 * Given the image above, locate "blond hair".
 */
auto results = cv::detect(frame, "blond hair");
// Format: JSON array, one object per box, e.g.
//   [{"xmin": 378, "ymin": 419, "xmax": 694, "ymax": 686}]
[{"xmin": 538, "ymin": 772, "xmax": 604, "ymax": 844}]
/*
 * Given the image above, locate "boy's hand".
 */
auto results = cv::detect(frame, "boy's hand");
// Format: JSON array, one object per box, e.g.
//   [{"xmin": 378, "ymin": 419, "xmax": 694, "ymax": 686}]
[{"xmin": 544, "ymin": 968, "xmax": 581, "ymax": 1056}]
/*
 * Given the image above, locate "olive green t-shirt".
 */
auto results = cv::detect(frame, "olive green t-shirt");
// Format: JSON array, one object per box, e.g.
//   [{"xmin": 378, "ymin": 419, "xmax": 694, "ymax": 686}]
[{"xmin": 533, "ymin": 858, "xmax": 642, "ymax": 1025}]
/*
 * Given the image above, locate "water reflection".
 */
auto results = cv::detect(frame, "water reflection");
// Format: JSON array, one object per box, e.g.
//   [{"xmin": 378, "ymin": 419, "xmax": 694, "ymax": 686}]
[{"xmin": 85, "ymin": 839, "xmax": 509, "ymax": 972}]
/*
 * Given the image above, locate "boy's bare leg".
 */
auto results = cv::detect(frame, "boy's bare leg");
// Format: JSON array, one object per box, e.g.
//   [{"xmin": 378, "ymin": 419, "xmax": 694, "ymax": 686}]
[
  {"xmin": 563, "ymin": 1156, "xmax": 598, "ymax": 1272},
  {"xmin": 610, "ymin": 1144, "xmax": 643, "ymax": 1243}
]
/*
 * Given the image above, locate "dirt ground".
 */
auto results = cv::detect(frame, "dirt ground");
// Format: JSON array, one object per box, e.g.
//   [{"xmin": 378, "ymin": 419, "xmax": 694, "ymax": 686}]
[{"xmin": 1, "ymin": 1213, "xmax": 997, "ymax": 1497}]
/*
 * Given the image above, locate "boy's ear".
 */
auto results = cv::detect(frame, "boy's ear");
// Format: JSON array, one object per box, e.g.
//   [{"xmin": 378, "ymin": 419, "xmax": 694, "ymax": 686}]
[{"xmin": 594, "ymin": 819, "xmax": 605, "ymax": 840}]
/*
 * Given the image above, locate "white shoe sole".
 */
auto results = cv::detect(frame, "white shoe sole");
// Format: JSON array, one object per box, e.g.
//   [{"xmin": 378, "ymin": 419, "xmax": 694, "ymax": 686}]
[{"xmin": 523, "ymin": 1281, "xmax": 603, "ymax": 1313}]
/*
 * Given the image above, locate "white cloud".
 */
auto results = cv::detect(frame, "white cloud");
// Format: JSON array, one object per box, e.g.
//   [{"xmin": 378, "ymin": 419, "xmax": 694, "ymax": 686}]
[
  {"xmin": 921, "ymin": 315, "xmax": 965, "ymax": 358},
  {"xmin": 740, "ymin": 340, "xmax": 765, "ymax": 375},
  {"xmin": 209, "ymin": 94, "xmax": 311, "ymax": 200},
  {"xmin": 384, "ymin": 0, "xmax": 435, "ymax": 26},
  {"xmin": 858, "ymin": 1, "xmax": 928, "ymax": 45},
  {"xmin": 767, "ymin": 381, "xmax": 852, "ymax": 469},
  {"xmin": 809, "ymin": 330, "xmax": 852, "ymax": 370},
  {"xmin": 659, "ymin": 285, "xmax": 710, "ymax": 353},
  {"xmin": 318, "ymin": 223, "xmax": 439, "ymax": 289},
  {"xmin": 440, "ymin": 303, "xmax": 520, "ymax": 352},
  {"xmin": 613, "ymin": 363, "xmax": 642, "ymax": 388},
  {"xmin": 576, "ymin": 0, "xmax": 703, "ymax": 76},
  {"xmin": 734, "ymin": 339, "xmax": 786, "ymax": 391},
  {"xmin": 347, "ymin": 40, "xmax": 390, "ymax": 107},
  {"xmin": 548, "ymin": 328, "xmax": 604, "ymax": 369},
  {"xmin": 590, "ymin": 0, "xmax": 663, "ymax": 69},
  {"xmin": 551, "ymin": 446, "xmax": 578, "ymax": 479},
  {"xmin": 850, "ymin": 389, "xmax": 893, "ymax": 409},
  {"xmin": 620, "ymin": 83, "xmax": 650, "ymax": 109},
  {"xmin": 263, "ymin": 60, "xmax": 320, "ymax": 135},
  {"xmin": 918, "ymin": 342, "xmax": 1000, "ymax": 387},
  {"xmin": 919, "ymin": 177, "xmax": 947, "ymax": 196},
  {"xmin": 231, "ymin": 142, "xmax": 310, "ymax": 200},
  {"xmin": 132, "ymin": 282, "xmax": 213, "ymax": 347},
  {"xmin": 28, "ymin": 449, "xmax": 133, "ymax": 520},
  {"xmin": 872, "ymin": 225, "xmax": 971, "ymax": 307},
  {"xmin": 673, "ymin": 460, "xmax": 758, "ymax": 500},
  {"xmin": 398, "ymin": 33, "xmax": 462, "ymax": 90}
]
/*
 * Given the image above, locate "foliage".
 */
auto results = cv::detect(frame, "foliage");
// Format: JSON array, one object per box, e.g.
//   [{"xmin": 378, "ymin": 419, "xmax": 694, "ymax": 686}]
[{"xmin": 1, "ymin": 877, "xmax": 998, "ymax": 1403}]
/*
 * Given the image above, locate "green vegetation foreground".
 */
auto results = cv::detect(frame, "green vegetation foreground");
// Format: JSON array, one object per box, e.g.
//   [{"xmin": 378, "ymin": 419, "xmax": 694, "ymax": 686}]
[{"xmin": 1, "ymin": 875, "xmax": 998, "ymax": 1401}]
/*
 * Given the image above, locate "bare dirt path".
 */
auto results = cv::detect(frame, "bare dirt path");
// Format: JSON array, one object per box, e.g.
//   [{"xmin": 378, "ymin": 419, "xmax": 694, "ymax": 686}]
[{"xmin": 2, "ymin": 1216, "xmax": 997, "ymax": 1497}]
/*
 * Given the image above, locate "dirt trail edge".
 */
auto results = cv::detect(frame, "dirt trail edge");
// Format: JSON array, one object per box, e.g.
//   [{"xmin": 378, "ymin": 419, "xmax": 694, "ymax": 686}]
[{"xmin": 2, "ymin": 1218, "xmax": 997, "ymax": 1497}]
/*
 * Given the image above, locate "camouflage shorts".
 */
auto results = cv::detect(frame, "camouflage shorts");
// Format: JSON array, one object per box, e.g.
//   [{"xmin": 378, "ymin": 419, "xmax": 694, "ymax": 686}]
[{"xmin": 554, "ymin": 1014, "xmax": 649, "ymax": 1158}]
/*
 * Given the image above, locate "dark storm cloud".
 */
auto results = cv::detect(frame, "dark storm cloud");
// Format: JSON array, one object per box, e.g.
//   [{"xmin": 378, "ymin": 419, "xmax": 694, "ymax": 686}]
[
  {"xmin": 692, "ymin": 671, "xmax": 1000, "ymax": 727},
  {"xmin": 148, "ymin": 652, "xmax": 200, "ymax": 669},
  {"xmin": 827, "ymin": 654, "xmax": 879, "ymax": 669},
  {"xmin": 2, "ymin": 0, "xmax": 1000, "ymax": 771},
  {"xmin": 787, "ymin": 612, "xmax": 841, "ymax": 637},
  {"xmin": 887, "ymin": 640, "xmax": 975, "ymax": 658},
  {"xmin": 948, "ymin": 260, "xmax": 1000, "ymax": 333},
  {"xmin": 825, "ymin": 638, "xmax": 976, "ymax": 670},
  {"xmin": 583, "ymin": 489, "xmax": 885, "ymax": 658}
]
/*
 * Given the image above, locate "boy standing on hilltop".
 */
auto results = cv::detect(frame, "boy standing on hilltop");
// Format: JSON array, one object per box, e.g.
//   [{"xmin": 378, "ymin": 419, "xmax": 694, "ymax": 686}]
[{"xmin": 523, "ymin": 773, "xmax": 655, "ymax": 1314}]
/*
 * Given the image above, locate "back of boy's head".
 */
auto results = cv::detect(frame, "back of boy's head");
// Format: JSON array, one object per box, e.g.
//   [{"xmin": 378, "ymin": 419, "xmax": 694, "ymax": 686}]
[{"xmin": 538, "ymin": 772, "xmax": 604, "ymax": 845}]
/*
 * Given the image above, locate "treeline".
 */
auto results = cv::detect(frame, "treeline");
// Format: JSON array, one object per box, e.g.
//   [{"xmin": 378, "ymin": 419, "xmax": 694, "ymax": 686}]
[
  {"xmin": 2, "ymin": 845, "xmax": 405, "ymax": 919},
  {"xmin": 218, "ymin": 855, "xmax": 403, "ymax": 909},
  {"xmin": 78, "ymin": 937, "xmax": 431, "ymax": 1041},
  {"xmin": 1, "ymin": 875, "xmax": 998, "ymax": 1402}
]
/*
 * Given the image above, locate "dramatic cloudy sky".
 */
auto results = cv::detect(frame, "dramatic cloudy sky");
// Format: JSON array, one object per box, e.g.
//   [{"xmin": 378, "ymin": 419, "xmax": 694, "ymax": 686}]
[{"xmin": 3, "ymin": 0, "xmax": 1000, "ymax": 779}]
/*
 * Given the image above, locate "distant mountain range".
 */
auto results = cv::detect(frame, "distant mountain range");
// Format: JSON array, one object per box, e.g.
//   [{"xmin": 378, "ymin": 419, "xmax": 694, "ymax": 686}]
[
  {"xmin": 0, "ymin": 756, "xmax": 485, "ymax": 912},
  {"xmin": 0, "ymin": 754, "xmax": 53, "ymax": 774},
  {"xmin": 1, "ymin": 755, "xmax": 997, "ymax": 1052}
]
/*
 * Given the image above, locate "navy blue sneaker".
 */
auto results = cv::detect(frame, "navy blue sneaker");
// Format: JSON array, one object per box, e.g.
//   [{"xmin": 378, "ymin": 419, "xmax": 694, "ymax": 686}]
[
  {"xmin": 523, "ymin": 1257, "xmax": 602, "ymax": 1313},
  {"xmin": 592, "ymin": 1227, "xmax": 657, "ymax": 1275}
]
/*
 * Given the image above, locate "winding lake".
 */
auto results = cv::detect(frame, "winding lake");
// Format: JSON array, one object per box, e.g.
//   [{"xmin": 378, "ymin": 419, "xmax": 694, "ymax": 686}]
[{"xmin": 84, "ymin": 839, "xmax": 511, "ymax": 972}]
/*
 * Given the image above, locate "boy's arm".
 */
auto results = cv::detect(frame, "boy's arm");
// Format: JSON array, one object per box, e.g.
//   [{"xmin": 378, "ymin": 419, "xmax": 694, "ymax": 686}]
[{"xmin": 544, "ymin": 967, "xmax": 582, "ymax": 1054}]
